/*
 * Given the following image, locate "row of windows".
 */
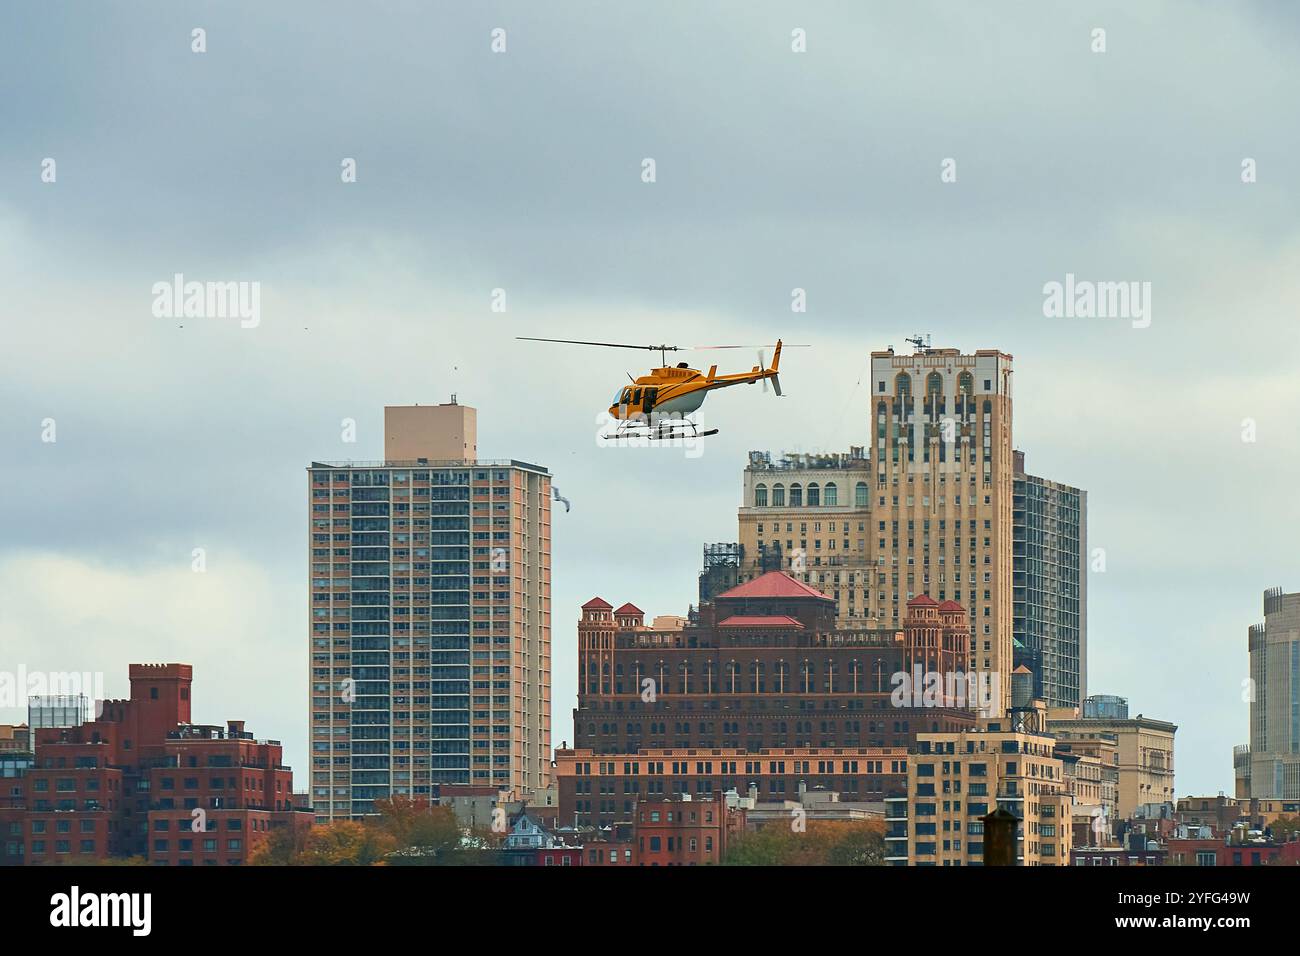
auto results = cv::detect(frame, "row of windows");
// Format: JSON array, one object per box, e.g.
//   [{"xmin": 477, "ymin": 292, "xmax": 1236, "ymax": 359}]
[
  {"xmin": 312, "ymin": 470, "xmax": 514, "ymax": 485},
  {"xmin": 754, "ymin": 481, "xmax": 868, "ymax": 508},
  {"xmin": 883, "ymin": 371, "xmax": 987, "ymax": 397}
]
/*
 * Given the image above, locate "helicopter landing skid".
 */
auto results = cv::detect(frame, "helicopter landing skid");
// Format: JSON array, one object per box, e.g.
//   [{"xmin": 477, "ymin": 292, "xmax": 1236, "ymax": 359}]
[{"xmin": 605, "ymin": 419, "xmax": 719, "ymax": 441}]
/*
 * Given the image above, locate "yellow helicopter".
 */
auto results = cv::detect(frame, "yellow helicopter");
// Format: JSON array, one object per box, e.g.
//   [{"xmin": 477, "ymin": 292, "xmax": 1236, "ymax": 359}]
[{"xmin": 516, "ymin": 337, "xmax": 806, "ymax": 440}]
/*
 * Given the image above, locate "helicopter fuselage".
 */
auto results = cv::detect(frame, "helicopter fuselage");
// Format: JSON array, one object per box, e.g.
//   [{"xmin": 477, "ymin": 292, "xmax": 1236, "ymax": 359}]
[{"xmin": 608, "ymin": 362, "xmax": 772, "ymax": 421}]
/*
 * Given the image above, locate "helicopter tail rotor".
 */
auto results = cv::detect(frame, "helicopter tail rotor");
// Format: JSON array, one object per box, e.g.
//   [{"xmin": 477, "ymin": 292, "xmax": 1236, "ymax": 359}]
[{"xmin": 758, "ymin": 349, "xmax": 783, "ymax": 397}]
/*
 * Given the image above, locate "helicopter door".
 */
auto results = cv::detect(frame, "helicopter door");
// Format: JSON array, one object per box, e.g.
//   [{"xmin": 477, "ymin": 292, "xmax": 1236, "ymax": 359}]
[{"xmin": 643, "ymin": 386, "xmax": 658, "ymax": 414}]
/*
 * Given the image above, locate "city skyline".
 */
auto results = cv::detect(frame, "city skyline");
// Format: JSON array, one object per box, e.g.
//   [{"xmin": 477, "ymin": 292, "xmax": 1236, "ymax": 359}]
[{"xmin": 7, "ymin": 1, "xmax": 1300, "ymax": 806}]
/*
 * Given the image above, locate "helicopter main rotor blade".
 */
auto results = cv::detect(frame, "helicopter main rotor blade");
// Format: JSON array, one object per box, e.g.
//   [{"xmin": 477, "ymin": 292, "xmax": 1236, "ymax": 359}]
[
  {"xmin": 516, "ymin": 336, "xmax": 683, "ymax": 352},
  {"xmin": 693, "ymin": 344, "xmax": 812, "ymax": 350},
  {"xmin": 517, "ymin": 337, "xmax": 812, "ymax": 351}
]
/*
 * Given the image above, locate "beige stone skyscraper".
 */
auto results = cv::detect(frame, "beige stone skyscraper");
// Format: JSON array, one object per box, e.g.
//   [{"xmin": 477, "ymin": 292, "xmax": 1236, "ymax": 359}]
[
  {"xmin": 734, "ymin": 346, "xmax": 1016, "ymax": 713},
  {"xmin": 308, "ymin": 401, "xmax": 551, "ymax": 821},
  {"xmin": 868, "ymin": 347, "xmax": 1014, "ymax": 712}
]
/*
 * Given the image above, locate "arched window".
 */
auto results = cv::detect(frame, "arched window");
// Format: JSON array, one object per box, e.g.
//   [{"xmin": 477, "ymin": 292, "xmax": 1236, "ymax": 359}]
[
  {"xmin": 789, "ymin": 483, "xmax": 803, "ymax": 507},
  {"xmin": 895, "ymin": 372, "xmax": 912, "ymax": 398},
  {"xmin": 754, "ymin": 483, "xmax": 768, "ymax": 507},
  {"xmin": 807, "ymin": 482, "xmax": 820, "ymax": 507},
  {"xmin": 957, "ymin": 371, "xmax": 974, "ymax": 396},
  {"xmin": 772, "ymin": 483, "xmax": 785, "ymax": 507},
  {"xmin": 854, "ymin": 481, "xmax": 868, "ymax": 507},
  {"xmin": 926, "ymin": 371, "xmax": 943, "ymax": 396},
  {"xmin": 823, "ymin": 482, "xmax": 838, "ymax": 506}
]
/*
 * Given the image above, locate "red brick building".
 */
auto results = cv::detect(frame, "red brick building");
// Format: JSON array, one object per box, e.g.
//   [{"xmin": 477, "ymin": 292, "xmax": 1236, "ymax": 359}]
[
  {"xmin": 559, "ymin": 579, "xmax": 977, "ymax": 827},
  {"xmin": 583, "ymin": 821, "xmax": 637, "ymax": 866},
  {"xmin": 1164, "ymin": 834, "xmax": 1300, "ymax": 866},
  {"xmin": 0, "ymin": 663, "xmax": 311, "ymax": 866},
  {"xmin": 634, "ymin": 793, "xmax": 742, "ymax": 866},
  {"xmin": 536, "ymin": 845, "xmax": 583, "ymax": 867}
]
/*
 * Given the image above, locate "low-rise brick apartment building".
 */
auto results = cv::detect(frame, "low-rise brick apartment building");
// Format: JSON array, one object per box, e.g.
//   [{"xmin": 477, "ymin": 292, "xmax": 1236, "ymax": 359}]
[
  {"xmin": 1164, "ymin": 831, "xmax": 1300, "ymax": 866},
  {"xmin": 0, "ymin": 664, "xmax": 311, "ymax": 866},
  {"xmin": 1176, "ymin": 793, "xmax": 1300, "ymax": 833},
  {"xmin": 885, "ymin": 702, "xmax": 1074, "ymax": 866},
  {"xmin": 634, "ymin": 793, "xmax": 743, "ymax": 865},
  {"xmin": 557, "ymin": 576, "xmax": 983, "ymax": 828}
]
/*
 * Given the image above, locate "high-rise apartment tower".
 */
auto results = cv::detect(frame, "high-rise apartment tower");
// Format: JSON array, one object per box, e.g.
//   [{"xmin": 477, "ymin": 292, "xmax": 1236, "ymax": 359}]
[{"xmin": 308, "ymin": 401, "xmax": 551, "ymax": 821}]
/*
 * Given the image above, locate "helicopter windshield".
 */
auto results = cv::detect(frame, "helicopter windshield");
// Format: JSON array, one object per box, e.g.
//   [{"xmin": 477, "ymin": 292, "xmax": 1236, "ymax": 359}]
[{"xmin": 613, "ymin": 388, "xmax": 628, "ymax": 405}]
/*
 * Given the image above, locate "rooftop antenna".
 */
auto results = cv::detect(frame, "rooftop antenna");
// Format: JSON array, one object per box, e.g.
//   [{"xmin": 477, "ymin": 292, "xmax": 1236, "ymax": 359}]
[{"xmin": 905, "ymin": 333, "xmax": 933, "ymax": 353}]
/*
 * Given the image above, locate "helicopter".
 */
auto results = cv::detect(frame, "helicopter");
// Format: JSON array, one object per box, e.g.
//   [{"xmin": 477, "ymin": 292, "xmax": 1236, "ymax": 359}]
[{"xmin": 516, "ymin": 336, "xmax": 806, "ymax": 440}]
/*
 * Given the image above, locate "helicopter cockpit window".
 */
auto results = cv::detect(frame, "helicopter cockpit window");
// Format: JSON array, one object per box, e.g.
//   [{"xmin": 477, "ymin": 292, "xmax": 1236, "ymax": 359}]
[
  {"xmin": 633, "ymin": 388, "xmax": 643, "ymax": 404},
  {"xmin": 615, "ymin": 388, "xmax": 628, "ymax": 405},
  {"xmin": 619, "ymin": 387, "xmax": 633, "ymax": 404}
]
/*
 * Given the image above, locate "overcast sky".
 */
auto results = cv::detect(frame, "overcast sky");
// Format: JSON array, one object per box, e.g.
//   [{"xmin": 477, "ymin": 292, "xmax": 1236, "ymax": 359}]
[{"xmin": 3, "ymin": 1, "xmax": 1299, "ymax": 798}]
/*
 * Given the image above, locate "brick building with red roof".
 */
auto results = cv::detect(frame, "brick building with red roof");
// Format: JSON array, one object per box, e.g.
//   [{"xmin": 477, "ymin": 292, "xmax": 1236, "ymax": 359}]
[{"xmin": 559, "ymin": 573, "xmax": 978, "ymax": 829}]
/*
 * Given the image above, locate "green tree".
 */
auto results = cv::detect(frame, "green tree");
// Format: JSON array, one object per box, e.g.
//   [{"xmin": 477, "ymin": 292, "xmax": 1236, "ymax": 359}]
[{"xmin": 1270, "ymin": 815, "xmax": 1300, "ymax": 838}]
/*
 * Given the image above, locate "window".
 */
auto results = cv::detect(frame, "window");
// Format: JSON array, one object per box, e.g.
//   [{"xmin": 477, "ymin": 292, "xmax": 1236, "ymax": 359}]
[
  {"xmin": 772, "ymin": 484, "xmax": 785, "ymax": 507},
  {"xmin": 754, "ymin": 483, "xmax": 768, "ymax": 507},
  {"xmin": 789, "ymin": 483, "xmax": 803, "ymax": 507}
]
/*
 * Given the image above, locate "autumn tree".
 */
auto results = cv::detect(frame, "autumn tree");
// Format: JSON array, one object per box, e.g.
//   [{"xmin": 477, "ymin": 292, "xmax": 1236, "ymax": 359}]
[
  {"xmin": 251, "ymin": 820, "xmax": 396, "ymax": 866},
  {"xmin": 724, "ymin": 818, "xmax": 887, "ymax": 866},
  {"xmin": 374, "ymin": 796, "xmax": 500, "ymax": 865}
]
